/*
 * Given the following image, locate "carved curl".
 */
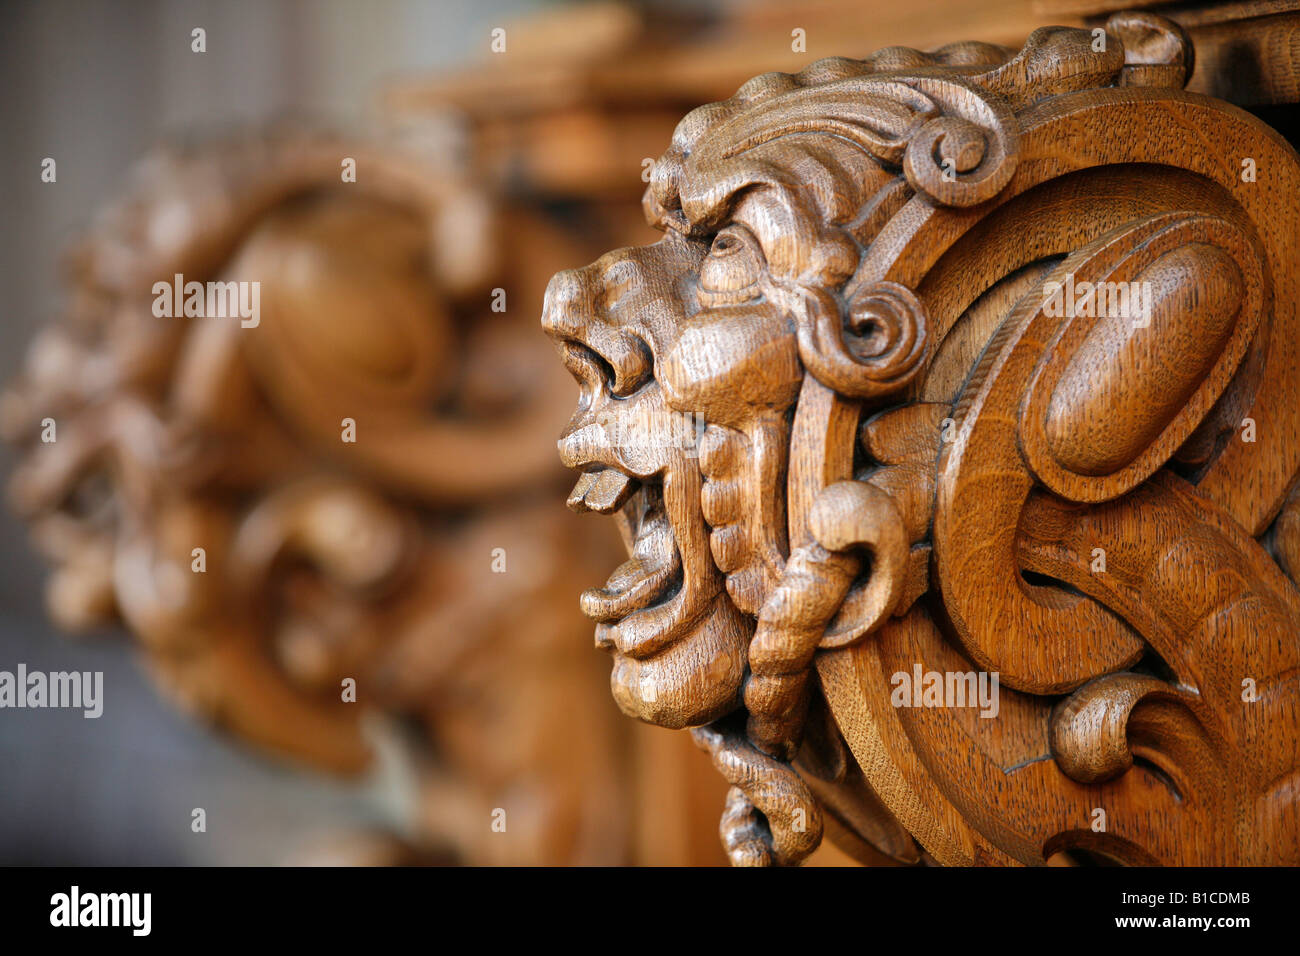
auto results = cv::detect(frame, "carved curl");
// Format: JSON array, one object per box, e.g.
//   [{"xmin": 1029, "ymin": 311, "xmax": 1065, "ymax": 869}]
[
  {"xmin": 1049, "ymin": 673, "xmax": 1195, "ymax": 784},
  {"xmin": 548, "ymin": 16, "xmax": 1297, "ymax": 868},
  {"xmin": 797, "ymin": 280, "xmax": 931, "ymax": 399},
  {"xmin": 903, "ymin": 115, "xmax": 1016, "ymax": 207},
  {"xmin": 692, "ymin": 719, "xmax": 824, "ymax": 867}
]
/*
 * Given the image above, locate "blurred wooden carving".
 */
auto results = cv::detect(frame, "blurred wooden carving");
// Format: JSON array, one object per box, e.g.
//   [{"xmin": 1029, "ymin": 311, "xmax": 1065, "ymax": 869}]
[
  {"xmin": 543, "ymin": 12, "xmax": 1300, "ymax": 866},
  {"xmin": 0, "ymin": 127, "xmax": 732, "ymax": 865}
]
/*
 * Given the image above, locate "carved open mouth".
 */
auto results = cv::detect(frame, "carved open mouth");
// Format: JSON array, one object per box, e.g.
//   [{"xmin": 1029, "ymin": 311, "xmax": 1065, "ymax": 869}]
[{"xmin": 568, "ymin": 471, "xmax": 696, "ymax": 658}]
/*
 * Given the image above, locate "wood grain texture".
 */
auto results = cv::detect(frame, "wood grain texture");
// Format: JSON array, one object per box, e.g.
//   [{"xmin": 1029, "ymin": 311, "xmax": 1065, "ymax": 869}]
[{"xmin": 544, "ymin": 11, "xmax": 1300, "ymax": 865}]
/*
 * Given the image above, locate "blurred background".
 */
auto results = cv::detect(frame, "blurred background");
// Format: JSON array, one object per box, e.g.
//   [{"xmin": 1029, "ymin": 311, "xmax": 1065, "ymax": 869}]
[
  {"xmin": 0, "ymin": 0, "xmax": 573, "ymax": 867},
  {"xmin": 0, "ymin": 0, "xmax": 1064, "ymax": 865}
]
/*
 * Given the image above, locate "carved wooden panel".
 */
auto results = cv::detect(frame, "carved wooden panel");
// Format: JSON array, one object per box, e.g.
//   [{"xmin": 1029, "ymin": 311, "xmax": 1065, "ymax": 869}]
[{"xmin": 542, "ymin": 12, "xmax": 1300, "ymax": 866}]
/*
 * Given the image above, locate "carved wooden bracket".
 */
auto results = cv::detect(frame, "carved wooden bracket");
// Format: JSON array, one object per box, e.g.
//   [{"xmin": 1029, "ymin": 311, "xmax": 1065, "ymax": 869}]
[{"xmin": 544, "ymin": 12, "xmax": 1300, "ymax": 866}]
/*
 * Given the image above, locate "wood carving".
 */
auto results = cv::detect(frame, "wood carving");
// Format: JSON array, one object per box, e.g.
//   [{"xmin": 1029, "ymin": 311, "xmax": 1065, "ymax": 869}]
[
  {"xmin": 543, "ymin": 13, "xmax": 1300, "ymax": 866},
  {"xmin": 1, "ymin": 128, "xmax": 665, "ymax": 865}
]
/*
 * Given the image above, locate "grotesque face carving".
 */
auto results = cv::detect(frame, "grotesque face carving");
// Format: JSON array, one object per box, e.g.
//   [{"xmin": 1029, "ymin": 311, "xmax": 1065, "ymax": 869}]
[
  {"xmin": 540, "ymin": 32, "xmax": 1106, "ymax": 741},
  {"xmin": 542, "ymin": 216, "xmax": 809, "ymax": 727},
  {"xmin": 541, "ymin": 56, "xmax": 950, "ymax": 727},
  {"xmin": 545, "ymin": 18, "xmax": 1300, "ymax": 872}
]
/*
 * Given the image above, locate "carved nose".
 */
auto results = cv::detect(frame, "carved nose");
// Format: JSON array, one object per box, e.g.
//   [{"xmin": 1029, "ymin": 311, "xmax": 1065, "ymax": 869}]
[
  {"xmin": 541, "ymin": 259, "xmax": 653, "ymax": 397},
  {"xmin": 541, "ymin": 267, "xmax": 588, "ymax": 343}
]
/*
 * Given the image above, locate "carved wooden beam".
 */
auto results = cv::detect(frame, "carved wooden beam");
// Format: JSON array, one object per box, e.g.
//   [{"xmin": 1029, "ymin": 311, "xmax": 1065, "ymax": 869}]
[{"xmin": 543, "ymin": 12, "xmax": 1300, "ymax": 866}]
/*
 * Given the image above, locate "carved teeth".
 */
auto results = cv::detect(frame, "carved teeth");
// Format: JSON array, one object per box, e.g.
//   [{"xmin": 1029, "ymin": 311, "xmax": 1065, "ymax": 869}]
[
  {"xmin": 580, "ymin": 483, "xmax": 681, "ymax": 623},
  {"xmin": 567, "ymin": 468, "xmax": 638, "ymax": 514}
]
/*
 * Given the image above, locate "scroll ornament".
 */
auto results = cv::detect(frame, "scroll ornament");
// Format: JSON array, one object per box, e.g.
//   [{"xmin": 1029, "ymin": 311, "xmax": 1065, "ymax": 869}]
[{"xmin": 544, "ymin": 12, "xmax": 1300, "ymax": 866}]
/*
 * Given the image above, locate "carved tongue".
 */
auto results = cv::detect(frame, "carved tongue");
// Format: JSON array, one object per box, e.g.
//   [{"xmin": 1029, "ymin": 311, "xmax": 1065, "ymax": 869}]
[
  {"xmin": 566, "ymin": 472, "xmax": 599, "ymax": 511},
  {"xmin": 567, "ymin": 468, "xmax": 637, "ymax": 514},
  {"xmin": 581, "ymin": 486, "xmax": 680, "ymax": 622}
]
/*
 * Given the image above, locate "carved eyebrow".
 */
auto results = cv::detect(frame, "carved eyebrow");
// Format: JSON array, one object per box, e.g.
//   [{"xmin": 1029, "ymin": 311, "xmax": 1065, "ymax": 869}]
[{"xmin": 600, "ymin": 259, "xmax": 640, "ymax": 288}]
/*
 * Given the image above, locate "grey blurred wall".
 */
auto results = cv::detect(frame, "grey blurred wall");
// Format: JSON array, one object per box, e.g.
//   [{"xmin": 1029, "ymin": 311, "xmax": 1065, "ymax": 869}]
[{"xmin": 0, "ymin": 0, "xmax": 545, "ymax": 865}]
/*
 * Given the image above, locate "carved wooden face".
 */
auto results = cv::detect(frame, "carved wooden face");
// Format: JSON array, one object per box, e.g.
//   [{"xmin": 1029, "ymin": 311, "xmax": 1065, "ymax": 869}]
[
  {"xmin": 542, "ymin": 194, "xmax": 820, "ymax": 727},
  {"xmin": 548, "ymin": 17, "xmax": 1300, "ymax": 869},
  {"xmin": 541, "ymin": 56, "xmax": 953, "ymax": 731}
]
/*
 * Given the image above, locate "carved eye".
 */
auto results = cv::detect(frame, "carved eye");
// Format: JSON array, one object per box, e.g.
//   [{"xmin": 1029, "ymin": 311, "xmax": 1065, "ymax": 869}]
[{"xmin": 699, "ymin": 225, "xmax": 764, "ymax": 303}]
